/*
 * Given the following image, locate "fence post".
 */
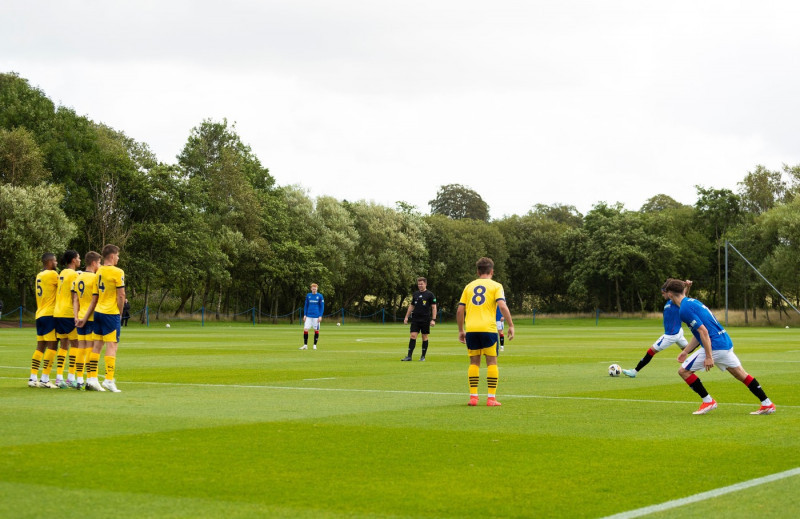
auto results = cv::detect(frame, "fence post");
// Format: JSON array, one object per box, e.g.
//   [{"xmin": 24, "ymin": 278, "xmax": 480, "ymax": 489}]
[
  {"xmin": 201, "ymin": 306, "xmax": 205, "ymax": 327},
  {"xmin": 19, "ymin": 306, "xmax": 23, "ymax": 328},
  {"xmin": 252, "ymin": 307, "xmax": 255, "ymax": 326},
  {"xmin": 146, "ymin": 306, "xmax": 150, "ymax": 327},
  {"xmin": 382, "ymin": 308, "xmax": 385, "ymax": 324},
  {"xmin": 341, "ymin": 308, "xmax": 344, "ymax": 326},
  {"xmin": 595, "ymin": 308, "xmax": 600, "ymax": 326},
  {"xmin": 532, "ymin": 309, "xmax": 536, "ymax": 325}
]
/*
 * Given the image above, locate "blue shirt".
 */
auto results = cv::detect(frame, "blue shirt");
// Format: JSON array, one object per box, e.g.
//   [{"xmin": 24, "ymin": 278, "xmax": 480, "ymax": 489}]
[
  {"xmin": 679, "ymin": 297, "xmax": 733, "ymax": 350},
  {"xmin": 662, "ymin": 300, "xmax": 682, "ymax": 335},
  {"xmin": 304, "ymin": 293, "xmax": 325, "ymax": 318},
  {"xmin": 496, "ymin": 307, "xmax": 502, "ymax": 321}
]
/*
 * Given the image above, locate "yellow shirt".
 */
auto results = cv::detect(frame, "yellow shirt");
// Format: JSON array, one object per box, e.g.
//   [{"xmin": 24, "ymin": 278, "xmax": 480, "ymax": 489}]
[
  {"xmin": 459, "ymin": 278, "xmax": 506, "ymax": 333},
  {"xmin": 35, "ymin": 270, "xmax": 58, "ymax": 319},
  {"xmin": 72, "ymin": 271, "xmax": 97, "ymax": 321},
  {"xmin": 93, "ymin": 265, "xmax": 125, "ymax": 315},
  {"xmin": 54, "ymin": 268, "xmax": 79, "ymax": 318}
]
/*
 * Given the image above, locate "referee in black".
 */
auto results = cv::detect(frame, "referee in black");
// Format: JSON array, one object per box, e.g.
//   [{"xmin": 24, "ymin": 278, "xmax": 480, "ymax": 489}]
[{"xmin": 401, "ymin": 277, "xmax": 437, "ymax": 361}]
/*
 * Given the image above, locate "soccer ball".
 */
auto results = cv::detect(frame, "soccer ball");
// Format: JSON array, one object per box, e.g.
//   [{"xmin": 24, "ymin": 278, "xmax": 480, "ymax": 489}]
[
  {"xmin": 166, "ymin": 323, "xmax": 171, "ymax": 328},
  {"xmin": 608, "ymin": 364, "xmax": 622, "ymax": 377},
  {"xmin": 336, "ymin": 322, "xmax": 341, "ymax": 326}
]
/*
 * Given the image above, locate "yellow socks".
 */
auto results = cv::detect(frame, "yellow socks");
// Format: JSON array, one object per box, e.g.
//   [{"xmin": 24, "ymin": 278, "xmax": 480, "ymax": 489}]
[
  {"xmin": 87, "ymin": 352, "xmax": 100, "ymax": 379},
  {"xmin": 42, "ymin": 349, "xmax": 56, "ymax": 374},
  {"xmin": 487, "ymin": 364, "xmax": 499, "ymax": 397},
  {"xmin": 56, "ymin": 346, "xmax": 68, "ymax": 376},
  {"xmin": 104, "ymin": 356, "xmax": 116, "ymax": 381},
  {"xmin": 75, "ymin": 348, "xmax": 88, "ymax": 381},
  {"xmin": 68, "ymin": 350, "xmax": 77, "ymax": 377},
  {"xmin": 468, "ymin": 364, "xmax": 480, "ymax": 395},
  {"xmin": 31, "ymin": 350, "xmax": 43, "ymax": 377}
]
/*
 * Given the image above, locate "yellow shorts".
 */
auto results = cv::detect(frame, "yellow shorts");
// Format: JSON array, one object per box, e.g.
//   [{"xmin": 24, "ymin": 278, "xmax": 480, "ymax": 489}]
[{"xmin": 468, "ymin": 345, "xmax": 498, "ymax": 357}]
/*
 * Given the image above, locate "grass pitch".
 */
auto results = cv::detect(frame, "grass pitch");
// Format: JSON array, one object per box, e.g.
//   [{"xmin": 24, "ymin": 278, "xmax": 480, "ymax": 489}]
[{"xmin": 1, "ymin": 319, "xmax": 799, "ymax": 518}]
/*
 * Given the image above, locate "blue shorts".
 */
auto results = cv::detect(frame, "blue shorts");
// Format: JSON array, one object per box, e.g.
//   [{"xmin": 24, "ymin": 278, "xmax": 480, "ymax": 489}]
[
  {"xmin": 94, "ymin": 312, "xmax": 121, "ymax": 343},
  {"xmin": 55, "ymin": 317, "xmax": 77, "ymax": 339},
  {"xmin": 36, "ymin": 316, "xmax": 56, "ymax": 341},
  {"xmin": 77, "ymin": 320, "xmax": 98, "ymax": 341},
  {"xmin": 465, "ymin": 332, "xmax": 499, "ymax": 352}
]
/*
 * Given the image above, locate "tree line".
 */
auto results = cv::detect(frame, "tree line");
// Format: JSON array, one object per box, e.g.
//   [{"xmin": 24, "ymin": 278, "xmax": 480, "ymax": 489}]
[{"xmin": 2, "ymin": 72, "xmax": 800, "ymax": 322}]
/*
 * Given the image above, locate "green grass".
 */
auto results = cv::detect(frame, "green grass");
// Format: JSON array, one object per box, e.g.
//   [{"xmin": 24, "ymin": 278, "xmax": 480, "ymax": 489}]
[{"xmin": 1, "ymin": 320, "xmax": 799, "ymax": 518}]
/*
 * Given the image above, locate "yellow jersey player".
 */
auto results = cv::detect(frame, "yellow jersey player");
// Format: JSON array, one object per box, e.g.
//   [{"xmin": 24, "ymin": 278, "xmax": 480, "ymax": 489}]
[
  {"xmin": 29, "ymin": 253, "xmax": 59, "ymax": 388},
  {"xmin": 53, "ymin": 250, "xmax": 81, "ymax": 388},
  {"xmin": 456, "ymin": 257, "xmax": 514, "ymax": 407},
  {"xmin": 83, "ymin": 244, "xmax": 125, "ymax": 392},
  {"xmin": 72, "ymin": 251, "xmax": 101, "ymax": 390}
]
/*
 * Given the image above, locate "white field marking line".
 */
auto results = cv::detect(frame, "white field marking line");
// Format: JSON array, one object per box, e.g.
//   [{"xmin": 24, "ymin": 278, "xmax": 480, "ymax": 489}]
[
  {"xmin": 2, "ymin": 375, "xmax": 798, "ymax": 408},
  {"xmin": 600, "ymin": 359, "xmax": 800, "ymax": 364},
  {"xmin": 303, "ymin": 377, "xmax": 336, "ymax": 381},
  {"xmin": 600, "ymin": 467, "xmax": 800, "ymax": 519}
]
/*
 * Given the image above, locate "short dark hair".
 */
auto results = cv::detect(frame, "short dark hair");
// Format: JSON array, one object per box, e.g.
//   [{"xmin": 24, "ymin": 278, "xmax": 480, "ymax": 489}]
[
  {"xmin": 41, "ymin": 252, "xmax": 55, "ymax": 263},
  {"xmin": 417, "ymin": 277, "xmax": 427, "ymax": 284},
  {"xmin": 663, "ymin": 279, "xmax": 685, "ymax": 294},
  {"xmin": 476, "ymin": 257, "xmax": 494, "ymax": 275},
  {"xmin": 102, "ymin": 244, "xmax": 119, "ymax": 259},
  {"xmin": 84, "ymin": 251, "xmax": 101, "ymax": 265},
  {"xmin": 61, "ymin": 250, "xmax": 79, "ymax": 266}
]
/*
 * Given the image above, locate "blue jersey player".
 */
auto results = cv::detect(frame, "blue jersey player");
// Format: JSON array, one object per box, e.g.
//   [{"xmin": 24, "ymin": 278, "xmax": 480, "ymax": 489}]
[
  {"xmin": 300, "ymin": 283, "xmax": 324, "ymax": 350},
  {"xmin": 496, "ymin": 306, "xmax": 505, "ymax": 352},
  {"xmin": 622, "ymin": 280, "xmax": 692, "ymax": 377},
  {"xmin": 663, "ymin": 279, "xmax": 775, "ymax": 415}
]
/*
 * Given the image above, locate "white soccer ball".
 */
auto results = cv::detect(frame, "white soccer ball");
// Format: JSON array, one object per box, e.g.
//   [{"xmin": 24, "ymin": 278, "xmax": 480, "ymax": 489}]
[
  {"xmin": 166, "ymin": 323, "xmax": 171, "ymax": 328},
  {"xmin": 786, "ymin": 326, "xmax": 790, "ymax": 329},
  {"xmin": 608, "ymin": 364, "xmax": 622, "ymax": 377},
  {"xmin": 336, "ymin": 322, "xmax": 341, "ymax": 326}
]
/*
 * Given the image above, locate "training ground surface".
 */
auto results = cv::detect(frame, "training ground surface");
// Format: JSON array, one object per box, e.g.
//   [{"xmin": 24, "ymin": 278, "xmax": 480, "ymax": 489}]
[{"xmin": 1, "ymin": 320, "xmax": 799, "ymax": 518}]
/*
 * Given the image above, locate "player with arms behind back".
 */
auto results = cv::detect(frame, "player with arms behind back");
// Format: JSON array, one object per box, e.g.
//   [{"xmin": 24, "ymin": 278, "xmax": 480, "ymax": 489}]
[
  {"xmin": 300, "ymin": 283, "xmax": 324, "ymax": 350},
  {"xmin": 53, "ymin": 250, "xmax": 81, "ymax": 388},
  {"xmin": 622, "ymin": 279, "xmax": 692, "ymax": 378},
  {"xmin": 457, "ymin": 257, "xmax": 514, "ymax": 406},
  {"xmin": 73, "ymin": 251, "xmax": 101, "ymax": 389},
  {"xmin": 29, "ymin": 253, "xmax": 59, "ymax": 388},
  {"xmin": 401, "ymin": 277, "xmax": 437, "ymax": 361},
  {"xmin": 83, "ymin": 244, "xmax": 125, "ymax": 392}
]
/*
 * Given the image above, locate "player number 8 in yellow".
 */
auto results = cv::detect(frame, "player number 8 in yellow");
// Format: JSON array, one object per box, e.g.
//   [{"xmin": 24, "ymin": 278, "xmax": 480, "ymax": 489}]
[{"xmin": 472, "ymin": 285, "xmax": 486, "ymax": 305}]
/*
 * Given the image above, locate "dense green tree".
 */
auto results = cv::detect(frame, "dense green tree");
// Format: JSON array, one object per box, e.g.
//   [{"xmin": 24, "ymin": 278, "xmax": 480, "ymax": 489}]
[
  {"xmin": 694, "ymin": 186, "xmax": 742, "ymax": 307},
  {"xmin": 496, "ymin": 207, "xmax": 581, "ymax": 312},
  {"xmin": 0, "ymin": 73, "xmax": 56, "ymax": 138},
  {"xmin": 738, "ymin": 165, "xmax": 788, "ymax": 215},
  {"xmin": 340, "ymin": 201, "xmax": 428, "ymax": 313},
  {"xmin": 425, "ymin": 214, "xmax": 507, "ymax": 313},
  {"xmin": 429, "ymin": 184, "xmax": 490, "ymax": 221},
  {"xmin": 566, "ymin": 203, "xmax": 678, "ymax": 313},
  {"xmin": 756, "ymin": 199, "xmax": 800, "ymax": 310},
  {"xmin": 640, "ymin": 194, "xmax": 685, "ymax": 213},
  {"xmin": 0, "ymin": 183, "xmax": 76, "ymax": 307},
  {"xmin": 0, "ymin": 127, "xmax": 49, "ymax": 185}
]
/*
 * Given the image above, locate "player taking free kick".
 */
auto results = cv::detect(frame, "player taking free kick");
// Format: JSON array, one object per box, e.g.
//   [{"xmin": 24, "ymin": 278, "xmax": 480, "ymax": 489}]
[
  {"xmin": 622, "ymin": 279, "xmax": 692, "ymax": 378},
  {"xmin": 457, "ymin": 257, "xmax": 514, "ymax": 407},
  {"xmin": 663, "ymin": 279, "xmax": 775, "ymax": 415}
]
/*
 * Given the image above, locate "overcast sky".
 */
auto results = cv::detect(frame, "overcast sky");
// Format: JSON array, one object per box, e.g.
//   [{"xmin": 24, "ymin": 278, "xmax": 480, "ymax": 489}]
[{"xmin": 3, "ymin": 1, "xmax": 800, "ymax": 218}]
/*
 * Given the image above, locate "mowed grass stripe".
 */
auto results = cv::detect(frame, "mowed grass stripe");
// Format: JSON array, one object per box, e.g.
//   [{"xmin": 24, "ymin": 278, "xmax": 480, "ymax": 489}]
[{"xmin": 4, "ymin": 375, "xmax": 800, "ymax": 410}]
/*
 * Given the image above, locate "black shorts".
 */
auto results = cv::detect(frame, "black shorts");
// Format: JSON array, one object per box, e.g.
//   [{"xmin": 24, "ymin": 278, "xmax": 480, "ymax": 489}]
[{"xmin": 410, "ymin": 320, "xmax": 431, "ymax": 335}]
